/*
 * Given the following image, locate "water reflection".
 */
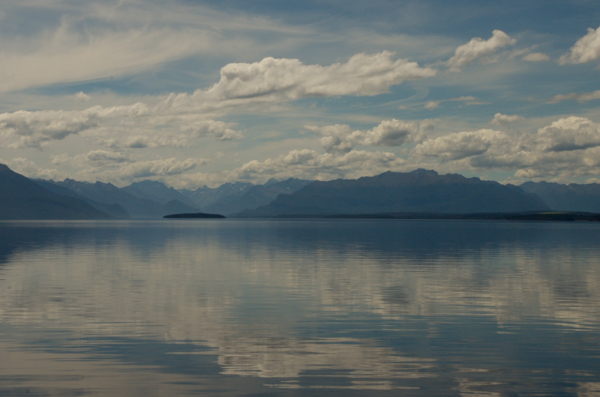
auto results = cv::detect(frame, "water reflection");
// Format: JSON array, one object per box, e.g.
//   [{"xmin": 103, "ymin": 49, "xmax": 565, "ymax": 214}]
[{"xmin": 0, "ymin": 220, "xmax": 599, "ymax": 396}]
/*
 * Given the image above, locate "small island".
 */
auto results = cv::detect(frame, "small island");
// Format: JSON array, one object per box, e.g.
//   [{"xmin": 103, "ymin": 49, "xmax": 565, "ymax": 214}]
[{"xmin": 163, "ymin": 213, "xmax": 226, "ymax": 219}]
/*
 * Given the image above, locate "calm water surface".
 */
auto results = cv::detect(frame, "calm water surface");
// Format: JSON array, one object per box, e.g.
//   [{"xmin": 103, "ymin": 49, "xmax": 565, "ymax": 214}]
[{"xmin": 0, "ymin": 219, "xmax": 599, "ymax": 396}]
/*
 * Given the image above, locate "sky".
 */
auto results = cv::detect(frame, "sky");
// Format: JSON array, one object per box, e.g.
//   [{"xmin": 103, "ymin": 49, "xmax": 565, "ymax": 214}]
[{"xmin": 1, "ymin": 0, "xmax": 600, "ymax": 188}]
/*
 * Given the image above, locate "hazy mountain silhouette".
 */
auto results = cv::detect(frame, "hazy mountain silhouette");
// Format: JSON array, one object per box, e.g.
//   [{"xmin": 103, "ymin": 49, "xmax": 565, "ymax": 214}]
[
  {"xmin": 238, "ymin": 169, "xmax": 550, "ymax": 217},
  {"xmin": 18, "ymin": 164, "xmax": 600, "ymax": 220},
  {"xmin": 180, "ymin": 182, "xmax": 253, "ymax": 208},
  {"xmin": 34, "ymin": 179, "xmax": 131, "ymax": 219},
  {"xmin": 202, "ymin": 178, "xmax": 311, "ymax": 215},
  {"xmin": 0, "ymin": 164, "xmax": 110, "ymax": 220},
  {"xmin": 122, "ymin": 180, "xmax": 198, "ymax": 207},
  {"xmin": 42, "ymin": 179, "xmax": 198, "ymax": 218},
  {"xmin": 520, "ymin": 181, "xmax": 600, "ymax": 213}
]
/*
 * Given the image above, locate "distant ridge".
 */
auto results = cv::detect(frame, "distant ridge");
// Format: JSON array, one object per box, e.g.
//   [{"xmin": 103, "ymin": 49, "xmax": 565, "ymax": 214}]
[
  {"xmin": 179, "ymin": 182, "xmax": 254, "ymax": 208},
  {"xmin": 122, "ymin": 180, "xmax": 198, "ymax": 207},
  {"xmin": 201, "ymin": 178, "xmax": 311, "ymax": 215},
  {"xmin": 237, "ymin": 169, "xmax": 550, "ymax": 217},
  {"xmin": 10, "ymin": 165, "xmax": 600, "ymax": 220},
  {"xmin": 0, "ymin": 164, "xmax": 110, "ymax": 220},
  {"xmin": 41, "ymin": 179, "xmax": 200, "ymax": 218},
  {"xmin": 33, "ymin": 179, "xmax": 131, "ymax": 219},
  {"xmin": 520, "ymin": 181, "xmax": 600, "ymax": 213}
]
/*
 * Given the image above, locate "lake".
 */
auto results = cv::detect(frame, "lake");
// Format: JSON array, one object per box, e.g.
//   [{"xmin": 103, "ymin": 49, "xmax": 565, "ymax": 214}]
[{"xmin": 0, "ymin": 219, "xmax": 599, "ymax": 396}]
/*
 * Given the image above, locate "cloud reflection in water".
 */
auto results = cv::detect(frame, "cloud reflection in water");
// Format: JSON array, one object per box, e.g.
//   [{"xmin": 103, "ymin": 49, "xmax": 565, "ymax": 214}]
[{"xmin": 0, "ymin": 219, "xmax": 599, "ymax": 395}]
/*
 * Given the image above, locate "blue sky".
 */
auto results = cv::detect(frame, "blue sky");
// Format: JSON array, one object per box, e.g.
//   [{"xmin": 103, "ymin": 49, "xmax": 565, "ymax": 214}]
[{"xmin": 1, "ymin": 0, "xmax": 600, "ymax": 187}]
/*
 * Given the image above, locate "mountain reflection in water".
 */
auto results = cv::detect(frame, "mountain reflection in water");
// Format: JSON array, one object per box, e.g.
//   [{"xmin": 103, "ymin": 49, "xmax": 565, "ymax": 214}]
[{"xmin": 0, "ymin": 219, "xmax": 599, "ymax": 396}]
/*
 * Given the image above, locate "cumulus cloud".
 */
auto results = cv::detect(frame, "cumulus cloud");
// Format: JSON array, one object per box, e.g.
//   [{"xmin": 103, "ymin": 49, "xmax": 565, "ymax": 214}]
[
  {"xmin": 0, "ymin": 101, "xmax": 242, "ymax": 149},
  {"xmin": 210, "ymin": 52, "xmax": 436, "ymax": 99},
  {"xmin": 116, "ymin": 158, "xmax": 208, "ymax": 179},
  {"xmin": 52, "ymin": 150, "xmax": 131, "ymax": 168},
  {"xmin": 490, "ymin": 113, "xmax": 523, "ymax": 125},
  {"xmin": 559, "ymin": 26, "xmax": 600, "ymax": 64},
  {"xmin": 414, "ymin": 129, "xmax": 512, "ymax": 161},
  {"xmin": 548, "ymin": 89, "xmax": 600, "ymax": 104},
  {"xmin": 63, "ymin": 157, "xmax": 211, "ymax": 184},
  {"xmin": 411, "ymin": 117, "xmax": 600, "ymax": 180},
  {"xmin": 537, "ymin": 117, "xmax": 600, "ymax": 152},
  {"xmin": 0, "ymin": 104, "xmax": 150, "ymax": 149},
  {"xmin": 307, "ymin": 119, "xmax": 430, "ymax": 154},
  {"xmin": 48, "ymin": 151, "xmax": 210, "ymax": 184},
  {"xmin": 447, "ymin": 30, "xmax": 516, "ymax": 72},
  {"xmin": 74, "ymin": 92, "xmax": 91, "ymax": 102},
  {"xmin": 117, "ymin": 135, "xmax": 187, "ymax": 149},
  {"xmin": 164, "ymin": 52, "xmax": 437, "ymax": 112},
  {"xmin": 522, "ymin": 52, "xmax": 550, "ymax": 62},
  {"xmin": 174, "ymin": 118, "xmax": 243, "ymax": 140},
  {"xmin": 0, "ymin": 51, "xmax": 434, "ymax": 150},
  {"xmin": 232, "ymin": 149, "xmax": 404, "ymax": 182},
  {"xmin": 0, "ymin": 109, "xmax": 99, "ymax": 148}
]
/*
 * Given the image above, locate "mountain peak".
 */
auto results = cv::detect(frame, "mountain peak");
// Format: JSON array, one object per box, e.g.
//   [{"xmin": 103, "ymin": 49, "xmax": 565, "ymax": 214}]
[
  {"xmin": 0, "ymin": 166, "xmax": 110, "ymax": 219},
  {"xmin": 240, "ymin": 170, "xmax": 549, "ymax": 217},
  {"xmin": 410, "ymin": 168, "xmax": 439, "ymax": 175},
  {"xmin": 130, "ymin": 180, "xmax": 167, "ymax": 188}
]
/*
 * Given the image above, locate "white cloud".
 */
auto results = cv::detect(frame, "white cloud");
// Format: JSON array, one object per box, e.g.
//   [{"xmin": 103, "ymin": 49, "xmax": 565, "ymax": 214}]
[
  {"xmin": 307, "ymin": 119, "xmax": 429, "ymax": 154},
  {"xmin": 414, "ymin": 129, "xmax": 512, "ymax": 161},
  {"xmin": 52, "ymin": 150, "xmax": 131, "ymax": 167},
  {"xmin": 0, "ymin": 104, "xmax": 151, "ymax": 149},
  {"xmin": 173, "ymin": 118, "xmax": 243, "ymax": 141},
  {"xmin": 74, "ymin": 92, "xmax": 91, "ymax": 102},
  {"xmin": 490, "ymin": 113, "xmax": 523, "ymax": 125},
  {"xmin": 0, "ymin": 52, "xmax": 433, "ymax": 151},
  {"xmin": 117, "ymin": 135, "xmax": 189, "ymax": 149},
  {"xmin": 0, "ymin": 109, "xmax": 99, "ymax": 148},
  {"xmin": 559, "ymin": 26, "xmax": 600, "ymax": 64},
  {"xmin": 537, "ymin": 116, "xmax": 600, "ymax": 152},
  {"xmin": 211, "ymin": 52, "xmax": 436, "ymax": 98},
  {"xmin": 522, "ymin": 52, "xmax": 550, "ymax": 62},
  {"xmin": 116, "ymin": 158, "xmax": 208, "ymax": 179},
  {"xmin": 548, "ymin": 89, "xmax": 600, "ymax": 104},
  {"xmin": 73, "ymin": 157, "xmax": 211, "ymax": 184},
  {"xmin": 48, "ymin": 150, "xmax": 210, "ymax": 184},
  {"xmin": 411, "ymin": 117, "xmax": 600, "ymax": 180},
  {"xmin": 447, "ymin": 30, "xmax": 516, "ymax": 72},
  {"xmin": 166, "ymin": 52, "xmax": 437, "ymax": 111},
  {"xmin": 0, "ymin": 102, "xmax": 242, "ymax": 149},
  {"xmin": 231, "ymin": 149, "xmax": 404, "ymax": 182}
]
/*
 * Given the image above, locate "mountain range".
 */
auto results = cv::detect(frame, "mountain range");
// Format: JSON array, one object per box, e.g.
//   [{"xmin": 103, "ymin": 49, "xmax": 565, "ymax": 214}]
[
  {"xmin": 239, "ymin": 169, "xmax": 550, "ymax": 217},
  {"xmin": 520, "ymin": 181, "xmax": 600, "ymax": 213},
  {"xmin": 40, "ymin": 179, "xmax": 198, "ymax": 219},
  {"xmin": 0, "ymin": 164, "xmax": 109, "ymax": 220},
  {"xmin": 179, "ymin": 182, "xmax": 254, "ymax": 208},
  {"xmin": 1, "ymin": 163, "xmax": 600, "ymax": 220},
  {"xmin": 2, "ymin": 164, "xmax": 310, "ymax": 219},
  {"xmin": 201, "ymin": 178, "xmax": 312, "ymax": 216}
]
